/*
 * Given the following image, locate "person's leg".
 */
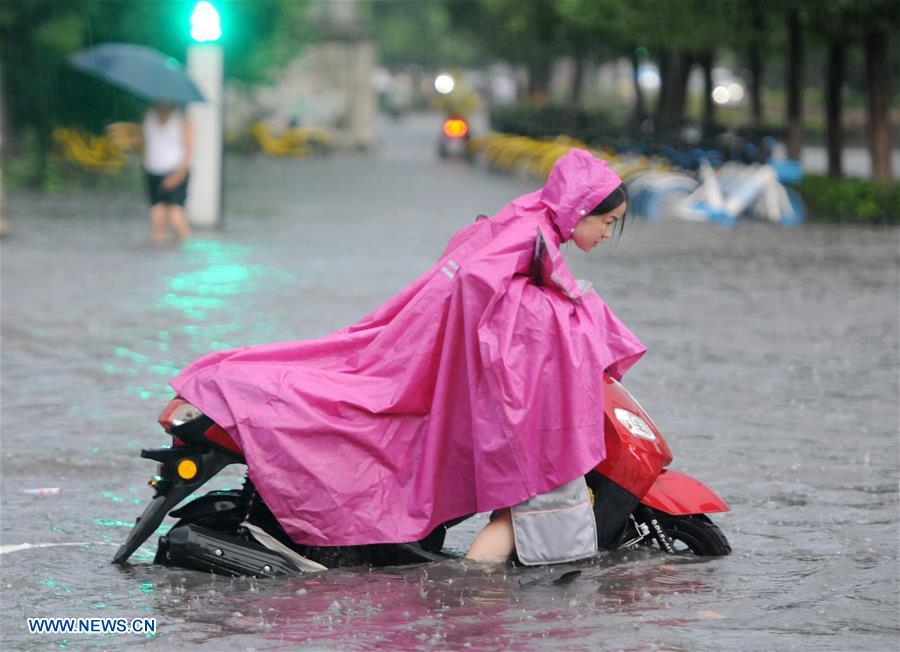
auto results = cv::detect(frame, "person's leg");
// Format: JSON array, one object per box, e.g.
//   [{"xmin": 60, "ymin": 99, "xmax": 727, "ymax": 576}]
[
  {"xmin": 149, "ymin": 203, "xmax": 168, "ymax": 244},
  {"xmin": 465, "ymin": 508, "xmax": 514, "ymax": 562},
  {"xmin": 168, "ymin": 204, "xmax": 192, "ymax": 241}
]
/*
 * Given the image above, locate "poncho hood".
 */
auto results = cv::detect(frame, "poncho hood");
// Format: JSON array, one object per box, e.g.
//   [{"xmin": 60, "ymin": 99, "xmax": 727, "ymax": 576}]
[{"xmin": 540, "ymin": 148, "xmax": 623, "ymax": 241}]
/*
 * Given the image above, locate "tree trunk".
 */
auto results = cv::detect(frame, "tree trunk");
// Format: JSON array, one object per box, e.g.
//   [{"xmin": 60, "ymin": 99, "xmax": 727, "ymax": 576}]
[
  {"xmin": 630, "ymin": 47, "xmax": 646, "ymax": 122},
  {"xmin": 700, "ymin": 52, "xmax": 715, "ymax": 133},
  {"xmin": 570, "ymin": 43, "xmax": 586, "ymax": 108},
  {"xmin": 673, "ymin": 53, "xmax": 692, "ymax": 125},
  {"xmin": 656, "ymin": 50, "xmax": 689, "ymax": 131},
  {"xmin": 826, "ymin": 39, "xmax": 845, "ymax": 178},
  {"xmin": 748, "ymin": 0, "xmax": 764, "ymax": 132},
  {"xmin": 864, "ymin": 28, "xmax": 892, "ymax": 182},
  {"xmin": 527, "ymin": 59, "xmax": 552, "ymax": 104},
  {"xmin": 785, "ymin": 8, "xmax": 804, "ymax": 160},
  {"xmin": 0, "ymin": 60, "xmax": 5, "ymax": 228},
  {"xmin": 570, "ymin": 57, "xmax": 584, "ymax": 107},
  {"xmin": 656, "ymin": 49, "xmax": 670, "ymax": 127}
]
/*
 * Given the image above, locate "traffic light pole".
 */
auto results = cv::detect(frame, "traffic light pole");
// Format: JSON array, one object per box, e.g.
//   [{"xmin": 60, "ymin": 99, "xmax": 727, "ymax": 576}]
[{"xmin": 186, "ymin": 43, "xmax": 223, "ymax": 229}]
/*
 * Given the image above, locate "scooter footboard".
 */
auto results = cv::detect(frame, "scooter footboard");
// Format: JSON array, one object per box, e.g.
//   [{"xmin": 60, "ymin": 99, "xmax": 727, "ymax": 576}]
[{"xmin": 641, "ymin": 470, "xmax": 729, "ymax": 516}]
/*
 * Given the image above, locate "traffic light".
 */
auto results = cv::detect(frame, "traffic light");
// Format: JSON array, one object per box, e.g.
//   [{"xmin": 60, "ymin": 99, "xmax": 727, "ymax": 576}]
[{"xmin": 190, "ymin": 2, "xmax": 222, "ymax": 43}]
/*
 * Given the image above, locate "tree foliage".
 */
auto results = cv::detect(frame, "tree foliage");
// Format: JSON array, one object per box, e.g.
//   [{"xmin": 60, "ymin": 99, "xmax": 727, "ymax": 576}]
[
  {"xmin": 361, "ymin": 0, "xmax": 484, "ymax": 68},
  {"xmin": 2, "ymin": 0, "xmax": 895, "ymax": 184}
]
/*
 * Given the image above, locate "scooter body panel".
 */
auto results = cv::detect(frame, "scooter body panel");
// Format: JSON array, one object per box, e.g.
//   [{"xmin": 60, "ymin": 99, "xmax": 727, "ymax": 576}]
[
  {"xmin": 595, "ymin": 376, "xmax": 673, "ymax": 498},
  {"xmin": 641, "ymin": 469, "xmax": 730, "ymax": 515}
]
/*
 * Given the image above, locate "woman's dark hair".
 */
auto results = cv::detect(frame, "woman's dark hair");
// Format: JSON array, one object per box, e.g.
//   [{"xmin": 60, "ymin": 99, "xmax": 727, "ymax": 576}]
[
  {"xmin": 590, "ymin": 183, "xmax": 628, "ymax": 216},
  {"xmin": 590, "ymin": 183, "xmax": 628, "ymax": 237}
]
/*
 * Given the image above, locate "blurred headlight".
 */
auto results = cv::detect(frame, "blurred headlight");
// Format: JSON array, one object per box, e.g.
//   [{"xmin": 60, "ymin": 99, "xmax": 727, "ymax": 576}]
[{"xmin": 614, "ymin": 408, "xmax": 656, "ymax": 441}]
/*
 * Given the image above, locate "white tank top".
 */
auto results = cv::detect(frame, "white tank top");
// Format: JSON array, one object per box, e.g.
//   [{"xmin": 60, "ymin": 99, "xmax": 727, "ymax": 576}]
[{"xmin": 143, "ymin": 109, "xmax": 186, "ymax": 174}]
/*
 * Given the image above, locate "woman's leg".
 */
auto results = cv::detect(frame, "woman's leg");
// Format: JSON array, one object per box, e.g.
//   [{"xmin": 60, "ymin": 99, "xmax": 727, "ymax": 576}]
[
  {"xmin": 465, "ymin": 508, "xmax": 514, "ymax": 562},
  {"xmin": 149, "ymin": 203, "xmax": 168, "ymax": 244},
  {"xmin": 168, "ymin": 204, "xmax": 192, "ymax": 241}
]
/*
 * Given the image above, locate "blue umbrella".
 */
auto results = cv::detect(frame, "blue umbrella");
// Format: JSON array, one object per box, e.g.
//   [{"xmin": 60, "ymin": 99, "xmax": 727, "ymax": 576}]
[{"xmin": 69, "ymin": 43, "xmax": 205, "ymax": 104}]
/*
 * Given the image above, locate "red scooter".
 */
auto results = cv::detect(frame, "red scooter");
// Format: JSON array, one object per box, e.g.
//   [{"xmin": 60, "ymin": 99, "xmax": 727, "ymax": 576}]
[
  {"xmin": 589, "ymin": 374, "xmax": 730, "ymax": 555},
  {"xmin": 112, "ymin": 374, "xmax": 730, "ymax": 576}
]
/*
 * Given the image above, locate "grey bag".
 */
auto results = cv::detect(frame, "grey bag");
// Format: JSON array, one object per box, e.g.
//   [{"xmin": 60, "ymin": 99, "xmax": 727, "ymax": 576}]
[{"xmin": 510, "ymin": 477, "xmax": 598, "ymax": 566}]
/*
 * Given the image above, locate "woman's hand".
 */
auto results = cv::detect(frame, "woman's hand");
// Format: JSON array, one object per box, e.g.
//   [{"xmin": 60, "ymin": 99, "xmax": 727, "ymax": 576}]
[
  {"xmin": 162, "ymin": 117, "xmax": 194, "ymax": 191},
  {"xmin": 161, "ymin": 169, "xmax": 186, "ymax": 190}
]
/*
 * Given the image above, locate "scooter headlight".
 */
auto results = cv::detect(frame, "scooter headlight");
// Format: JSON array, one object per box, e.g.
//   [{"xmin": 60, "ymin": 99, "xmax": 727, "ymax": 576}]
[{"xmin": 614, "ymin": 408, "xmax": 656, "ymax": 441}]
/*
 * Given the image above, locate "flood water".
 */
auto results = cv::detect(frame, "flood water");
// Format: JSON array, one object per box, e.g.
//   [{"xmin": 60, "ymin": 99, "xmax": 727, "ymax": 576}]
[{"xmin": 2, "ymin": 115, "xmax": 898, "ymax": 650}]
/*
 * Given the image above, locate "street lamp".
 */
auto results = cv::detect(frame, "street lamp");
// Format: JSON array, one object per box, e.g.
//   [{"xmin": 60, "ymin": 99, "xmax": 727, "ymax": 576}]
[
  {"xmin": 186, "ymin": 1, "xmax": 224, "ymax": 228},
  {"xmin": 434, "ymin": 74, "xmax": 455, "ymax": 95}
]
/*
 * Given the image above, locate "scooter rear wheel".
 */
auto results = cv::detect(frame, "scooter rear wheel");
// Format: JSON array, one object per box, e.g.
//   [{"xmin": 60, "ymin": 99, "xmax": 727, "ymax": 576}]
[{"xmin": 648, "ymin": 513, "xmax": 732, "ymax": 556}]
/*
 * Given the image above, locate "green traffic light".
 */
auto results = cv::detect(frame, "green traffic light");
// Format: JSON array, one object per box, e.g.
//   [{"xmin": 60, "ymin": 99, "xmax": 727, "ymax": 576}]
[{"xmin": 190, "ymin": 1, "xmax": 222, "ymax": 43}]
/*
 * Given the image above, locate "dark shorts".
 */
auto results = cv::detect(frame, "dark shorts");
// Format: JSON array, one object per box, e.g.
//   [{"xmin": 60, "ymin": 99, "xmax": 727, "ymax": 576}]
[{"xmin": 146, "ymin": 171, "xmax": 189, "ymax": 207}]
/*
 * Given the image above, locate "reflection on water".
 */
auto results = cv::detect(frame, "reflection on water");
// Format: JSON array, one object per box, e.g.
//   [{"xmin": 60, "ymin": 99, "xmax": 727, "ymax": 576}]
[
  {"xmin": 120, "ymin": 553, "xmax": 729, "ymax": 650},
  {"xmin": 102, "ymin": 239, "xmax": 295, "ymax": 402},
  {"xmin": 160, "ymin": 241, "xmax": 260, "ymax": 320}
]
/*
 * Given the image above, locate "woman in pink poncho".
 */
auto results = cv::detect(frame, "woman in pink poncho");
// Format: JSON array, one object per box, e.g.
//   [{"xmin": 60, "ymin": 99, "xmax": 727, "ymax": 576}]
[{"xmin": 171, "ymin": 148, "xmax": 645, "ymax": 564}]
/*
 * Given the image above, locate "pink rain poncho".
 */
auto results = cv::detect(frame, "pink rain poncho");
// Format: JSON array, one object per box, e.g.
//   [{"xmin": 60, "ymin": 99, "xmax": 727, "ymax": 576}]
[{"xmin": 172, "ymin": 148, "xmax": 645, "ymax": 547}]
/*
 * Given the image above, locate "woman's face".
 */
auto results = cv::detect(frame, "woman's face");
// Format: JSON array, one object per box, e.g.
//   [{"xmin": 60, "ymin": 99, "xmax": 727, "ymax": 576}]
[
  {"xmin": 154, "ymin": 101, "xmax": 175, "ymax": 115},
  {"xmin": 571, "ymin": 202, "xmax": 627, "ymax": 252}
]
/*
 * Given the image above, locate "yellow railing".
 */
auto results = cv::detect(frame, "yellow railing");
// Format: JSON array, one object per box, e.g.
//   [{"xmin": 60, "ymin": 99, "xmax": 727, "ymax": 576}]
[
  {"xmin": 249, "ymin": 122, "xmax": 333, "ymax": 157},
  {"xmin": 53, "ymin": 127, "xmax": 127, "ymax": 173},
  {"xmin": 468, "ymin": 132, "xmax": 667, "ymax": 182}
]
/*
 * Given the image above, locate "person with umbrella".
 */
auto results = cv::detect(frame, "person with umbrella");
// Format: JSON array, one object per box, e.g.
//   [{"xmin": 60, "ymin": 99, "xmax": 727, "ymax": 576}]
[
  {"xmin": 70, "ymin": 44, "xmax": 203, "ymax": 244},
  {"xmin": 116, "ymin": 101, "xmax": 194, "ymax": 244}
]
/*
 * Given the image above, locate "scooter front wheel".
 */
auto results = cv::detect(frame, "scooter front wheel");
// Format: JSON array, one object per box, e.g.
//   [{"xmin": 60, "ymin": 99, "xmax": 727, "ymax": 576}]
[{"xmin": 644, "ymin": 513, "xmax": 731, "ymax": 556}]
